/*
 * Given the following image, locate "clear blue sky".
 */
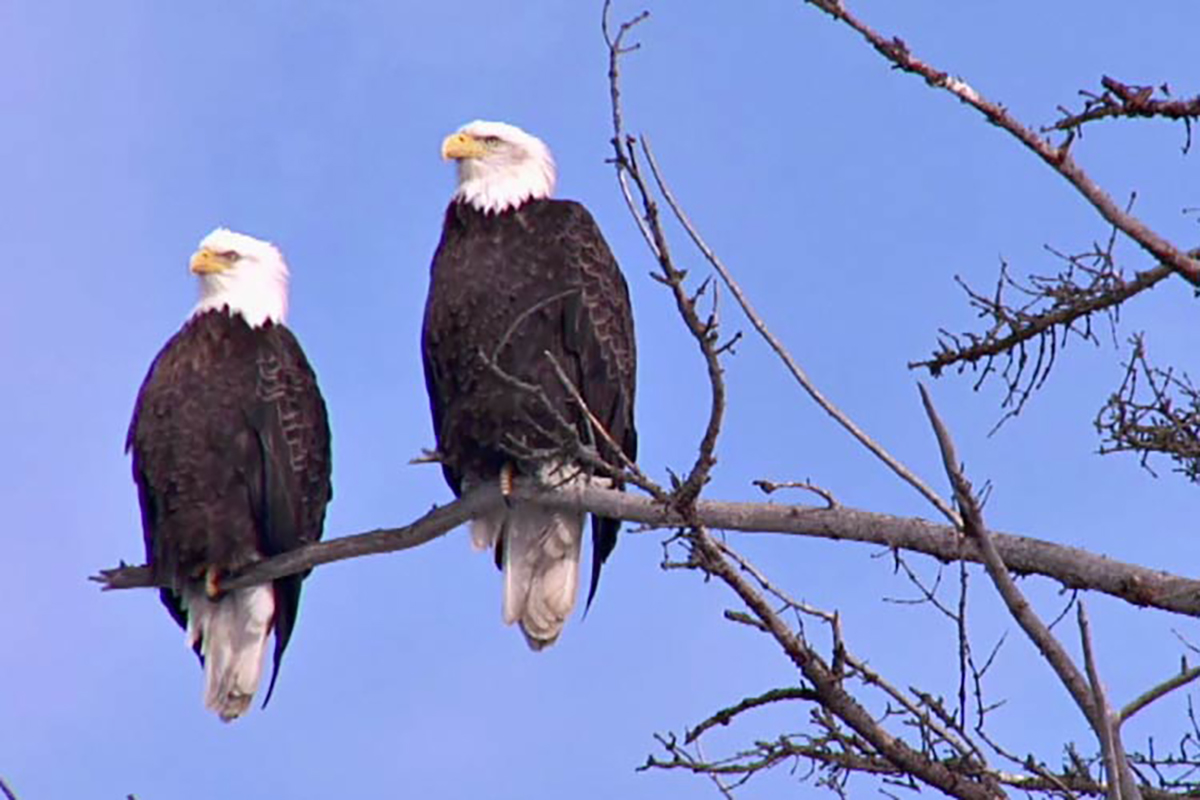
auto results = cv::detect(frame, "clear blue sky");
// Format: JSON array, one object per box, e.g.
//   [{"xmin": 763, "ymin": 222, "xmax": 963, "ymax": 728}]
[{"xmin": 2, "ymin": 1, "xmax": 1197, "ymax": 797}]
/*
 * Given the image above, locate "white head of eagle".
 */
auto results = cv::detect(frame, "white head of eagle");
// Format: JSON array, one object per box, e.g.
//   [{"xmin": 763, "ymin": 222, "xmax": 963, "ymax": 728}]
[
  {"xmin": 190, "ymin": 227, "xmax": 289, "ymax": 327},
  {"xmin": 442, "ymin": 120, "xmax": 557, "ymax": 214}
]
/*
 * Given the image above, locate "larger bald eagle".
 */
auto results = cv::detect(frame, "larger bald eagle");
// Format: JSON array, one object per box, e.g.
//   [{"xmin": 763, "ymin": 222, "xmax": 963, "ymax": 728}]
[
  {"xmin": 127, "ymin": 228, "xmax": 331, "ymax": 720},
  {"xmin": 422, "ymin": 120, "xmax": 637, "ymax": 649}
]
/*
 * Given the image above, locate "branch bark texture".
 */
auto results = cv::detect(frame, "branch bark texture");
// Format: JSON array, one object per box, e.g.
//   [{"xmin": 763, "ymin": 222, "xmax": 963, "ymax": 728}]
[{"xmin": 96, "ymin": 482, "xmax": 1200, "ymax": 619}]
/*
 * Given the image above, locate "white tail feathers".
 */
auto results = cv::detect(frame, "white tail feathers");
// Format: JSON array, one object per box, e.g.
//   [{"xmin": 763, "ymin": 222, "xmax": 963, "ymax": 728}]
[
  {"xmin": 465, "ymin": 463, "xmax": 599, "ymax": 649},
  {"xmin": 182, "ymin": 584, "xmax": 275, "ymax": 722},
  {"xmin": 501, "ymin": 503, "xmax": 585, "ymax": 650}
]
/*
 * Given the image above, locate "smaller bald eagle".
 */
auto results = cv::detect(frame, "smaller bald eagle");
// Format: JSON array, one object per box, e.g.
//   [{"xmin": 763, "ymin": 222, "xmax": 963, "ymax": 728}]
[
  {"xmin": 127, "ymin": 228, "xmax": 331, "ymax": 721},
  {"xmin": 422, "ymin": 121, "xmax": 637, "ymax": 649}
]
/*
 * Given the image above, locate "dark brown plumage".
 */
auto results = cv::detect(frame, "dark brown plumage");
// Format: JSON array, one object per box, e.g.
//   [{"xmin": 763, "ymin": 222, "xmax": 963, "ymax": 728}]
[
  {"xmin": 422, "ymin": 197, "xmax": 637, "ymax": 610},
  {"xmin": 127, "ymin": 307, "xmax": 331, "ymax": 707}
]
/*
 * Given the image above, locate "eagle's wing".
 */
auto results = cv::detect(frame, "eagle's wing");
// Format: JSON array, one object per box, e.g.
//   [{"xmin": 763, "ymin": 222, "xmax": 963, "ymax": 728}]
[
  {"xmin": 556, "ymin": 202, "xmax": 638, "ymax": 608},
  {"xmin": 248, "ymin": 323, "xmax": 331, "ymax": 706}
]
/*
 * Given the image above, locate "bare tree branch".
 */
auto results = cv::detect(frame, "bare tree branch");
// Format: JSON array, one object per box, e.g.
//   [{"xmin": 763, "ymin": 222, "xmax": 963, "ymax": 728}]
[
  {"xmin": 1078, "ymin": 602, "xmax": 1142, "ymax": 800},
  {"xmin": 95, "ymin": 487, "xmax": 492, "ymax": 592},
  {"xmin": 793, "ymin": 0, "xmax": 1200, "ymax": 287},
  {"xmin": 686, "ymin": 526, "xmax": 1004, "ymax": 799},
  {"xmin": 94, "ymin": 478, "xmax": 1200, "ymax": 619},
  {"xmin": 1048, "ymin": 77, "xmax": 1200, "ymax": 154},
  {"xmin": 637, "ymin": 134, "xmax": 963, "ymax": 528},
  {"xmin": 603, "ymin": 3, "xmax": 723, "ymax": 506},
  {"xmin": 1119, "ymin": 664, "xmax": 1200, "ymax": 725},
  {"xmin": 1096, "ymin": 335, "xmax": 1200, "ymax": 482},
  {"xmin": 910, "ymin": 256, "xmax": 1176, "ymax": 383},
  {"xmin": 594, "ymin": 2, "xmax": 1200, "ymax": 796},
  {"xmin": 921, "ymin": 384, "xmax": 1153, "ymax": 800},
  {"xmin": 649, "ymin": 737, "xmax": 1197, "ymax": 800},
  {"xmin": 921, "ymin": 384, "xmax": 1097, "ymax": 724},
  {"xmin": 684, "ymin": 687, "xmax": 819, "ymax": 745}
]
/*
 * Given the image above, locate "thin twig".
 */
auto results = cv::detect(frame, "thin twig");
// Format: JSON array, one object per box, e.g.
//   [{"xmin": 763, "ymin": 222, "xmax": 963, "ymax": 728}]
[
  {"xmin": 1048, "ymin": 77, "xmax": 1200, "ymax": 139},
  {"xmin": 1119, "ymin": 664, "xmax": 1200, "ymax": 725},
  {"xmin": 849, "ymin": 652, "xmax": 984, "ymax": 765},
  {"xmin": 602, "ymin": 1, "xmax": 658, "ymax": 256},
  {"xmin": 753, "ymin": 478, "xmax": 838, "ymax": 508},
  {"xmin": 686, "ymin": 688, "xmax": 819, "ymax": 744},
  {"xmin": 639, "ymin": 137, "xmax": 962, "ymax": 528},
  {"xmin": 1078, "ymin": 602, "xmax": 1131, "ymax": 800},
  {"xmin": 542, "ymin": 349, "xmax": 657, "ymax": 492}
]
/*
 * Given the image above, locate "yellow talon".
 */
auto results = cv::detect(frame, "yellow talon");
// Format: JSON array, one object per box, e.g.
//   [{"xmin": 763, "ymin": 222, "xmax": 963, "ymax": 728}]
[
  {"xmin": 500, "ymin": 462, "xmax": 514, "ymax": 498},
  {"xmin": 204, "ymin": 566, "xmax": 221, "ymax": 600}
]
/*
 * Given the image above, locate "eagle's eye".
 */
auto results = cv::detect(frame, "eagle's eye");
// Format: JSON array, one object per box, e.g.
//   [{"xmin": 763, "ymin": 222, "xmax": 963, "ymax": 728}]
[
  {"xmin": 480, "ymin": 135, "xmax": 502, "ymax": 145},
  {"xmin": 218, "ymin": 250, "xmax": 239, "ymax": 260}
]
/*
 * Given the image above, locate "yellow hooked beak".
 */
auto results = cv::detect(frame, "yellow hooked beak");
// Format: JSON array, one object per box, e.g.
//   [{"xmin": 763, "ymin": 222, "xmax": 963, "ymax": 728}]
[
  {"xmin": 189, "ymin": 247, "xmax": 234, "ymax": 275},
  {"xmin": 441, "ymin": 131, "xmax": 488, "ymax": 161}
]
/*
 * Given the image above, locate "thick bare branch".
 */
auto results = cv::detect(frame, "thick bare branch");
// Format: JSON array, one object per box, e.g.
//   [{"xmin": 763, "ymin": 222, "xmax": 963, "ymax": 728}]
[
  {"xmin": 95, "ymin": 487, "xmax": 495, "ymax": 592},
  {"xmin": 95, "ymin": 479, "xmax": 1200, "ymax": 619}
]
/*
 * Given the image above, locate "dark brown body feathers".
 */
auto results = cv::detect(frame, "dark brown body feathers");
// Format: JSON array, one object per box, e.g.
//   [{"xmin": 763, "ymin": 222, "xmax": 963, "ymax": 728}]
[
  {"xmin": 127, "ymin": 308, "xmax": 331, "ymax": 704},
  {"xmin": 421, "ymin": 198, "xmax": 637, "ymax": 606}
]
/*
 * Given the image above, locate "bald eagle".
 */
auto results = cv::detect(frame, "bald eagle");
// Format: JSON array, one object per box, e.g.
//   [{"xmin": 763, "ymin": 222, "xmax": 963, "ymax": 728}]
[
  {"xmin": 127, "ymin": 228, "xmax": 332, "ymax": 720},
  {"xmin": 422, "ymin": 120, "xmax": 637, "ymax": 649}
]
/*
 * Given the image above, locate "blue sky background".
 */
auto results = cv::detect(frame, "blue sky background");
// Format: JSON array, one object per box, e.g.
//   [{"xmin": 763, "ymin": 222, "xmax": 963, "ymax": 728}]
[{"xmin": 2, "ymin": 1, "xmax": 1197, "ymax": 797}]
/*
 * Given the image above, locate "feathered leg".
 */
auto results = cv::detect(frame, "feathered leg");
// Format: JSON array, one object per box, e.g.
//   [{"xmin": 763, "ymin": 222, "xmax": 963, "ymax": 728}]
[
  {"xmin": 465, "ymin": 462, "xmax": 514, "ymax": 553},
  {"xmin": 182, "ymin": 584, "xmax": 275, "ymax": 722}
]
